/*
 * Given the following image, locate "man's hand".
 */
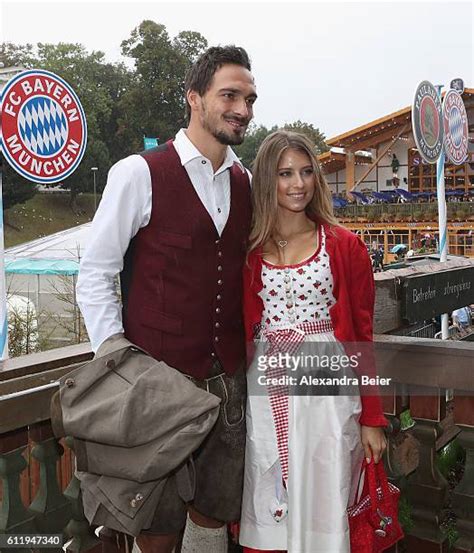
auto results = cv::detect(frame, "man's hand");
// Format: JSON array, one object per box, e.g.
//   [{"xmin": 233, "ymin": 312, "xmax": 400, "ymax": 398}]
[{"xmin": 361, "ymin": 425, "xmax": 387, "ymax": 464}]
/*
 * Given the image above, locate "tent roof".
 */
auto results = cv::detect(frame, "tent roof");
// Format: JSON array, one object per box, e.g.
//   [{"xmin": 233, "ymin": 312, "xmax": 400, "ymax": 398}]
[
  {"xmin": 6, "ymin": 223, "xmax": 90, "ymax": 262},
  {"xmin": 5, "ymin": 223, "xmax": 91, "ymax": 275}
]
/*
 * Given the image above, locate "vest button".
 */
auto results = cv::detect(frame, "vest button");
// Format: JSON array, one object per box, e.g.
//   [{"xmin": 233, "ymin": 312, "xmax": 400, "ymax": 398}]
[
  {"xmin": 215, "ymin": 239, "xmax": 220, "ymax": 245},
  {"xmin": 217, "ymin": 265, "xmax": 223, "ymax": 271},
  {"xmin": 215, "ymin": 322, "xmax": 220, "ymax": 328},
  {"xmin": 214, "ymin": 336, "xmax": 220, "ymax": 342},
  {"xmin": 211, "ymin": 352, "xmax": 216, "ymax": 358},
  {"xmin": 215, "ymin": 307, "xmax": 221, "ymax": 314},
  {"xmin": 217, "ymin": 279, "xmax": 223, "ymax": 285},
  {"xmin": 216, "ymin": 294, "xmax": 222, "ymax": 300},
  {"xmin": 217, "ymin": 251, "xmax": 222, "ymax": 257}
]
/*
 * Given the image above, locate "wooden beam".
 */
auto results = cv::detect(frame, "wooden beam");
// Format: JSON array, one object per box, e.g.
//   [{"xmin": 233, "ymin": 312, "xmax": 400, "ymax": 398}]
[
  {"xmin": 345, "ymin": 151, "xmax": 355, "ymax": 194},
  {"xmin": 342, "ymin": 120, "xmax": 410, "ymax": 151},
  {"xmin": 374, "ymin": 335, "xmax": 474, "ymax": 391},
  {"xmin": 327, "ymin": 108, "xmax": 411, "ymax": 147},
  {"xmin": 0, "ymin": 342, "xmax": 92, "ymax": 382}
]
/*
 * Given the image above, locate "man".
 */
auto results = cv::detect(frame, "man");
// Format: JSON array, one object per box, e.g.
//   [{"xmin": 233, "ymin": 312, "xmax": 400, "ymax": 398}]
[{"xmin": 76, "ymin": 45, "xmax": 257, "ymax": 553}]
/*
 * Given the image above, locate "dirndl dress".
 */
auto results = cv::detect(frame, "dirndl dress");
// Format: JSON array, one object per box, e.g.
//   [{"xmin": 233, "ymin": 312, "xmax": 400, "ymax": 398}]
[{"xmin": 239, "ymin": 227, "xmax": 365, "ymax": 553}]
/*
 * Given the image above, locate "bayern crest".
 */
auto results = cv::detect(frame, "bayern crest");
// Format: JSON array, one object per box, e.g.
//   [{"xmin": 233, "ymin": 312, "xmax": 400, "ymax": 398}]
[
  {"xmin": 443, "ymin": 89, "xmax": 468, "ymax": 165},
  {"xmin": 1, "ymin": 69, "xmax": 87, "ymax": 184}
]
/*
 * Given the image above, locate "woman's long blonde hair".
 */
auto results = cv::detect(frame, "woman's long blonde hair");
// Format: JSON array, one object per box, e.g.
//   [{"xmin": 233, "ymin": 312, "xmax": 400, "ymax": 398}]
[{"xmin": 249, "ymin": 130, "xmax": 338, "ymax": 252}]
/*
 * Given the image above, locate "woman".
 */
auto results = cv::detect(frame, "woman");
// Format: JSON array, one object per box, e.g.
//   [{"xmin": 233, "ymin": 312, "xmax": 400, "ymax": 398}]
[{"xmin": 239, "ymin": 131, "xmax": 388, "ymax": 553}]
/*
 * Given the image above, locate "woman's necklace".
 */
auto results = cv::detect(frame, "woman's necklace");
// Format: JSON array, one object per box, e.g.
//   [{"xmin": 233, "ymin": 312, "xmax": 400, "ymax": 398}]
[
  {"xmin": 272, "ymin": 225, "xmax": 317, "ymax": 264},
  {"xmin": 274, "ymin": 225, "xmax": 316, "ymax": 249}
]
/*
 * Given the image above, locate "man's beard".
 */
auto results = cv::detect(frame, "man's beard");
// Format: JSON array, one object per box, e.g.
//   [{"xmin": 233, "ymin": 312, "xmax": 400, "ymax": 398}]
[
  {"xmin": 214, "ymin": 128, "xmax": 246, "ymax": 146},
  {"xmin": 201, "ymin": 108, "xmax": 249, "ymax": 146}
]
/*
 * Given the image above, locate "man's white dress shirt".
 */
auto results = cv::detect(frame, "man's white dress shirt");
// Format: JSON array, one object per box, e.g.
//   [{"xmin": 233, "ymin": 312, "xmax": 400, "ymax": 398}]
[{"xmin": 76, "ymin": 129, "xmax": 247, "ymax": 352}]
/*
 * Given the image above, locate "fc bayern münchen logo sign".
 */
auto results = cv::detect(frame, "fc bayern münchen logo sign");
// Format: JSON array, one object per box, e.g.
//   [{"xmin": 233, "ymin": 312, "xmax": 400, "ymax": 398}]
[
  {"xmin": 1, "ymin": 69, "xmax": 87, "ymax": 184},
  {"xmin": 412, "ymin": 80, "xmax": 444, "ymax": 164},
  {"xmin": 443, "ymin": 89, "xmax": 468, "ymax": 165}
]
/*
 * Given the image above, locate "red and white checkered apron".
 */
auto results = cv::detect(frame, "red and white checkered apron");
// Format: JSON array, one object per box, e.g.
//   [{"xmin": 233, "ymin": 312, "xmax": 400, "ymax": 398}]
[{"xmin": 262, "ymin": 319, "xmax": 334, "ymax": 484}]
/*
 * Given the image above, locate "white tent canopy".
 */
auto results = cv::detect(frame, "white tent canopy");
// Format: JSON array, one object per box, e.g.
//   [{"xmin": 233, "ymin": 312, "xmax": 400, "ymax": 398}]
[
  {"xmin": 6, "ymin": 223, "xmax": 91, "ymax": 270},
  {"xmin": 5, "ymin": 224, "xmax": 92, "ymax": 348}
]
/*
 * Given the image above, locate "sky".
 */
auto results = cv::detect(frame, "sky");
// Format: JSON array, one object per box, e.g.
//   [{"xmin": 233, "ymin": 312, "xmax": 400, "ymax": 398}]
[{"xmin": 1, "ymin": 0, "xmax": 473, "ymax": 139}]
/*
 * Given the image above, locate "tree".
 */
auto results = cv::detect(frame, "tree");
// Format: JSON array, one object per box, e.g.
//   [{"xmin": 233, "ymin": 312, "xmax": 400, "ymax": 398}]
[
  {"xmin": 1, "ymin": 161, "xmax": 37, "ymax": 212},
  {"xmin": 282, "ymin": 120, "xmax": 329, "ymax": 154},
  {"xmin": 0, "ymin": 42, "xmax": 35, "ymax": 66},
  {"xmin": 234, "ymin": 123, "xmax": 278, "ymax": 168},
  {"xmin": 119, "ymin": 21, "xmax": 208, "ymax": 151},
  {"xmin": 32, "ymin": 43, "xmax": 123, "ymax": 210},
  {"xmin": 234, "ymin": 120, "xmax": 329, "ymax": 168}
]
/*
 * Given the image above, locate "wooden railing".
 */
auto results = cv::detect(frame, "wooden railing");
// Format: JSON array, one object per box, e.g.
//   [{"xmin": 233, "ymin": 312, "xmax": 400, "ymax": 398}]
[
  {"xmin": 375, "ymin": 336, "xmax": 474, "ymax": 553},
  {"xmin": 1, "ymin": 338, "xmax": 474, "ymax": 552},
  {"xmin": 0, "ymin": 344, "xmax": 97, "ymax": 553}
]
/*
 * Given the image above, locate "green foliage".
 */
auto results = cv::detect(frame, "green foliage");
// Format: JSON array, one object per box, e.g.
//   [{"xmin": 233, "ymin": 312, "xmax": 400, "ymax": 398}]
[
  {"xmin": 119, "ymin": 20, "xmax": 208, "ymax": 151},
  {"xmin": 234, "ymin": 123, "xmax": 278, "ymax": 168},
  {"xmin": 283, "ymin": 120, "xmax": 329, "ymax": 154},
  {"xmin": 436, "ymin": 439, "xmax": 465, "ymax": 477},
  {"xmin": 0, "ymin": 42, "xmax": 35, "ymax": 66},
  {"xmin": 442, "ymin": 524, "xmax": 459, "ymax": 550},
  {"xmin": 398, "ymin": 496, "xmax": 414, "ymax": 533},
  {"xmin": 2, "ymin": 161, "xmax": 37, "ymax": 210},
  {"xmin": 234, "ymin": 120, "xmax": 329, "ymax": 169}
]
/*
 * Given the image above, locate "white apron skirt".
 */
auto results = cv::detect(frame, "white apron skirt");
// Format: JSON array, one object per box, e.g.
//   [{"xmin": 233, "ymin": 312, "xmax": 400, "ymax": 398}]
[{"xmin": 239, "ymin": 332, "xmax": 365, "ymax": 553}]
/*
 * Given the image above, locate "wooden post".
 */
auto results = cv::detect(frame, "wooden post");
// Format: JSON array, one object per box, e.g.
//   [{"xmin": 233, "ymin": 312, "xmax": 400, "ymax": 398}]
[
  {"xmin": 405, "ymin": 419, "xmax": 448, "ymax": 552},
  {"xmin": 346, "ymin": 150, "xmax": 355, "ymax": 194},
  {"xmin": 28, "ymin": 421, "xmax": 72, "ymax": 539},
  {"xmin": 0, "ymin": 427, "xmax": 37, "ymax": 552},
  {"xmin": 63, "ymin": 437, "xmax": 101, "ymax": 553}
]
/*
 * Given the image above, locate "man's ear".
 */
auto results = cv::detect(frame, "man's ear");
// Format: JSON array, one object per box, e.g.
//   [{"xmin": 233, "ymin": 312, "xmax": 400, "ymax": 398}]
[{"xmin": 187, "ymin": 89, "xmax": 201, "ymax": 113}]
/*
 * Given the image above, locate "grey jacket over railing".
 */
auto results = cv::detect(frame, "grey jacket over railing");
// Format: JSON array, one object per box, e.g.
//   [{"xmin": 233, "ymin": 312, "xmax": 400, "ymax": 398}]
[{"xmin": 51, "ymin": 334, "xmax": 221, "ymax": 536}]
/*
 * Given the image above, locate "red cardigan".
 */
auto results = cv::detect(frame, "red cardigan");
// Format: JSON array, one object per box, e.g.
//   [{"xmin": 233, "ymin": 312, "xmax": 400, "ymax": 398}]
[{"xmin": 243, "ymin": 223, "xmax": 388, "ymax": 427}]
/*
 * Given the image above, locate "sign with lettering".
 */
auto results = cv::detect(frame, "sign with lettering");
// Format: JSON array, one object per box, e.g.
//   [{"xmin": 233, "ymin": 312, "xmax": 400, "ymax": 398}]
[
  {"xmin": 402, "ymin": 267, "xmax": 474, "ymax": 323},
  {"xmin": 412, "ymin": 80, "xmax": 444, "ymax": 164},
  {"xmin": 0, "ymin": 69, "xmax": 87, "ymax": 184}
]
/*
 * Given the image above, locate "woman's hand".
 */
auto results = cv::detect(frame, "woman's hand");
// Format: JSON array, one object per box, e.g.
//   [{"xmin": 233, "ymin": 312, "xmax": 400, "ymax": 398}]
[{"xmin": 361, "ymin": 425, "xmax": 387, "ymax": 464}]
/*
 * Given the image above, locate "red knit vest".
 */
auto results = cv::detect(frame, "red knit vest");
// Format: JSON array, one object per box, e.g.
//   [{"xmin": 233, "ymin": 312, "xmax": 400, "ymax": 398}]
[{"xmin": 122, "ymin": 141, "xmax": 251, "ymax": 379}]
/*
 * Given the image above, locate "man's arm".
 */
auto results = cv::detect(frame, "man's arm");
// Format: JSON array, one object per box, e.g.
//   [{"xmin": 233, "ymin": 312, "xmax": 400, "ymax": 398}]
[{"xmin": 76, "ymin": 155, "xmax": 152, "ymax": 352}]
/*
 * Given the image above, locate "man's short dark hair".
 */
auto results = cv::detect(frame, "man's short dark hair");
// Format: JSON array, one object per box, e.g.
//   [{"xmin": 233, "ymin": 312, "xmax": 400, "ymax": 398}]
[{"xmin": 184, "ymin": 45, "xmax": 251, "ymax": 121}]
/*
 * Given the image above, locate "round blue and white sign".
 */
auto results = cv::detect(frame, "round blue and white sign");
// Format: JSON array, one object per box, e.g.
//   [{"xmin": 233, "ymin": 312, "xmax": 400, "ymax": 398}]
[{"xmin": 1, "ymin": 69, "xmax": 87, "ymax": 184}]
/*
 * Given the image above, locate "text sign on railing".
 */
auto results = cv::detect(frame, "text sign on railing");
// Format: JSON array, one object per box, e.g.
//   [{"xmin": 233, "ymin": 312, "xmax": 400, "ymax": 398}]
[{"xmin": 402, "ymin": 266, "xmax": 474, "ymax": 323}]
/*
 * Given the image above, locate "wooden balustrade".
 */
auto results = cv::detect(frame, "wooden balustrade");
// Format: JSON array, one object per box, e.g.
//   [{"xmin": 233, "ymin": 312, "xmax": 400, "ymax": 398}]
[
  {"xmin": 0, "ymin": 344, "xmax": 97, "ymax": 552},
  {"xmin": 376, "ymin": 336, "xmax": 474, "ymax": 552},
  {"xmin": 1, "ymin": 338, "xmax": 474, "ymax": 552}
]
